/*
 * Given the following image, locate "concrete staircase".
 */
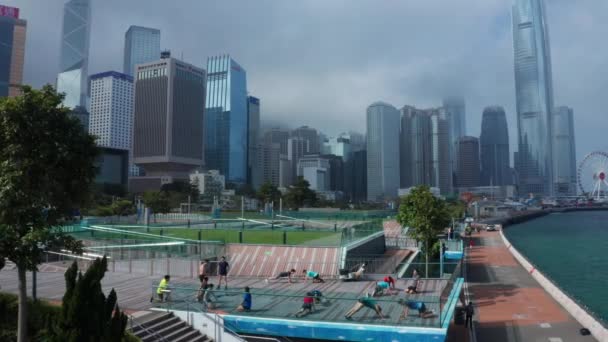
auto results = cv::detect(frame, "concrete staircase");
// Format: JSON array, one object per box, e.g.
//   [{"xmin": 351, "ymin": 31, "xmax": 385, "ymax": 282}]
[{"xmin": 130, "ymin": 311, "xmax": 212, "ymax": 342}]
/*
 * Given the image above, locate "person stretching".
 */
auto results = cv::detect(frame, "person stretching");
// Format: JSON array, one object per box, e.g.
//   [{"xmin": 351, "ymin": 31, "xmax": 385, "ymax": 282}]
[
  {"xmin": 295, "ymin": 292, "xmax": 315, "ymax": 318},
  {"xmin": 372, "ymin": 280, "xmax": 395, "ymax": 297},
  {"xmin": 266, "ymin": 269, "xmax": 297, "ymax": 283},
  {"xmin": 399, "ymin": 299, "xmax": 435, "ymax": 319},
  {"xmin": 344, "ymin": 295, "xmax": 384, "ymax": 320},
  {"xmin": 303, "ymin": 269, "xmax": 325, "ymax": 283},
  {"xmin": 383, "ymin": 276, "xmax": 396, "ymax": 289}
]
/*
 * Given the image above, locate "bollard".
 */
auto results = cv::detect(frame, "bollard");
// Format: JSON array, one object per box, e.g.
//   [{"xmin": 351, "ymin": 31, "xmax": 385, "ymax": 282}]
[
  {"xmin": 283, "ymin": 231, "xmax": 287, "ymax": 245},
  {"xmin": 198, "ymin": 230, "xmax": 202, "ymax": 241},
  {"xmin": 239, "ymin": 231, "xmax": 243, "ymax": 243}
]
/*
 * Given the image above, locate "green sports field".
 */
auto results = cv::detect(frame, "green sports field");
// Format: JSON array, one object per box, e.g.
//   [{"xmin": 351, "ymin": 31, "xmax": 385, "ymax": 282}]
[{"xmin": 149, "ymin": 228, "xmax": 341, "ymax": 245}]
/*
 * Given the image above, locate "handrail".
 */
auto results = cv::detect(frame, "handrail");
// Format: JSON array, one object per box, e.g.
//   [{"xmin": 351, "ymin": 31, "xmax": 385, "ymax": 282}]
[
  {"xmin": 128, "ymin": 314, "xmax": 170, "ymax": 342},
  {"xmin": 200, "ymin": 310, "xmax": 248, "ymax": 342}
]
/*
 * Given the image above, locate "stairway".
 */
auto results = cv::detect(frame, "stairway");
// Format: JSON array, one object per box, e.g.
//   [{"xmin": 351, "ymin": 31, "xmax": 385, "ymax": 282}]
[{"xmin": 130, "ymin": 311, "xmax": 213, "ymax": 342}]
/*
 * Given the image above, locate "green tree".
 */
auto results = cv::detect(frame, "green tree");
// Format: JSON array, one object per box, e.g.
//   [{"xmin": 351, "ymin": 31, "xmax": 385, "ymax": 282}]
[
  {"xmin": 142, "ymin": 191, "xmax": 170, "ymax": 216},
  {"xmin": 48, "ymin": 257, "xmax": 128, "ymax": 341},
  {"xmin": 257, "ymin": 182, "xmax": 281, "ymax": 204},
  {"xmin": 110, "ymin": 199, "xmax": 135, "ymax": 216},
  {"xmin": 0, "ymin": 85, "xmax": 98, "ymax": 342},
  {"xmin": 284, "ymin": 176, "xmax": 317, "ymax": 209},
  {"xmin": 397, "ymin": 185, "xmax": 450, "ymax": 277}
]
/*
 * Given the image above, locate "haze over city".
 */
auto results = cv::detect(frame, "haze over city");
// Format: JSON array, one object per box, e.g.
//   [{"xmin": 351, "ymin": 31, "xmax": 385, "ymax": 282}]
[{"xmin": 6, "ymin": 0, "xmax": 608, "ymax": 159}]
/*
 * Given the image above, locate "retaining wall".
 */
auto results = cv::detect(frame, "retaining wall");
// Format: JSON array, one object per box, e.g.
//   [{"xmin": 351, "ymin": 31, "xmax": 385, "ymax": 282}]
[{"xmin": 499, "ymin": 230, "xmax": 608, "ymax": 341}]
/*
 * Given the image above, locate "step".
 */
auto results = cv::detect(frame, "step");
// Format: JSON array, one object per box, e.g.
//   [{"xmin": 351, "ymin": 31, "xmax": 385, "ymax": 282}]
[
  {"xmin": 153, "ymin": 320, "xmax": 186, "ymax": 338},
  {"xmin": 145, "ymin": 316, "xmax": 181, "ymax": 333},
  {"xmin": 132, "ymin": 311, "xmax": 174, "ymax": 331},
  {"xmin": 163, "ymin": 325, "xmax": 193, "ymax": 340},
  {"xmin": 173, "ymin": 329, "xmax": 204, "ymax": 342}
]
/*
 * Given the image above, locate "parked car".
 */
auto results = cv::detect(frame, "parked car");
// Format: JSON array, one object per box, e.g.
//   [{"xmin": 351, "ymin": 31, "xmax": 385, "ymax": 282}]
[{"xmin": 485, "ymin": 224, "xmax": 496, "ymax": 231}]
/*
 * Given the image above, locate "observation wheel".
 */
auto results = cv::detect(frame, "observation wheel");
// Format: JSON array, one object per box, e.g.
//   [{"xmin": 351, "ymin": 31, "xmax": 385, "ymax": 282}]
[{"xmin": 578, "ymin": 151, "xmax": 608, "ymax": 201}]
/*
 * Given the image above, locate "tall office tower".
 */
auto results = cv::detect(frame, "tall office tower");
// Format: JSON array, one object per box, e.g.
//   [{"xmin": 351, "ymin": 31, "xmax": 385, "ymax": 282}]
[
  {"xmin": 456, "ymin": 136, "xmax": 481, "ymax": 187},
  {"xmin": 297, "ymin": 155, "xmax": 331, "ymax": 191},
  {"xmin": 322, "ymin": 154, "xmax": 344, "ymax": 192},
  {"xmin": 324, "ymin": 134, "xmax": 352, "ymax": 162},
  {"xmin": 348, "ymin": 131, "xmax": 366, "ymax": 152},
  {"xmin": 57, "ymin": 0, "xmax": 91, "ymax": 109},
  {"xmin": 288, "ymin": 136, "xmax": 309, "ymax": 183},
  {"xmin": 89, "ymin": 71, "xmax": 136, "ymax": 173},
  {"xmin": 131, "ymin": 58, "xmax": 206, "ymax": 192},
  {"xmin": 480, "ymin": 106, "xmax": 510, "ymax": 186},
  {"xmin": 292, "ymin": 126, "xmax": 320, "ymax": 155},
  {"xmin": 205, "ymin": 55, "xmax": 248, "ymax": 185},
  {"xmin": 252, "ymin": 141, "xmax": 280, "ymax": 189},
  {"xmin": 0, "ymin": 5, "xmax": 25, "ymax": 98},
  {"xmin": 123, "ymin": 26, "xmax": 161, "ymax": 77},
  {"xmin": 443, "ymin": 97, "xmax": 466, "ymax": 174},
  {"xmin": 430, "ymin": 108, "xmax": 453, "ymax": 195},
  {"xmin": 247, "ymin": 96, "xmax": 260, "ymax": 185},
  {"xmin": 366, "ymin": 102, "xmax": 400, "ymax": 201},
  {"xmin": 400, "ymin": 106, "xmax": 431, "ymax": 188},
  {"xmin": 264, "ymin": 128, "xmax": 290, "ymax": 155},
  {"xmin": 513, "ymin": 0, "xmax": 555, "ymax": 196},
  {"xmin": 278, "ymin": 154, "xmax": 292, "ymax": 188},
  {"xmin": 350, "ymin": 150, "xmax": 367, "ymax": 202},
  {"xmin": 552, "ymin": 106, "xmax": 576, "ymax": 196}
]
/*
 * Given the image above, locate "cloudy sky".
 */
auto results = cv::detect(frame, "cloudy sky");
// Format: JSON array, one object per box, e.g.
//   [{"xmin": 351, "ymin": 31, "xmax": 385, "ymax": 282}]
[{"xmin": 5, "ymin": 0, "xmax": 608, "ymax": 162}]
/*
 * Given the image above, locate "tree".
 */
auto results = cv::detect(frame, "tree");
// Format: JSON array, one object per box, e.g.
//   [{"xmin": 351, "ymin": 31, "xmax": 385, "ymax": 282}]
[
  {"xmin": 284, "ymin": 176, "xmax": 317, "ymax": 209},
  {"xmin": 110, "ymin": 199, "xmax": 135, "ymax": 216},
  {"xmin": 397, "ymin": 185, "xmax": 450, "ymax": 277},
  {"xmin": 142, "ymin": 191, "xmax": 170, "ymax": 216},
  {"xmin": 0, "ymin": 85, "xmax": 98, "ymax": 342},
  {"xmin": 48, "ymin": 257, "xmax": 128, "ymax": 341},
  {"xmin": 257, "ymin": 182, "xmax": 281, "ymax": 204}
]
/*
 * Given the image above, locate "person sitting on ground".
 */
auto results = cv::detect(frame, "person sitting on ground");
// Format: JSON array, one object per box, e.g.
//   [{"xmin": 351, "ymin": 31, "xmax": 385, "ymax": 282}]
[
  {"xmin": 295, "ymin": 292, "xmax": 315, "ymax": 318},
  {"xmin": 352, "ymin": 263, "xmax": 366, "ymax": 280},
  {"xmin": 344, "ymin": 294, "xmax": 384, "ymax": 320},
  {"xmin": 151, "ymin": 275, "xmax": 171, "ymax": 302},
  {"xmin": 236, "ymin": 286, "xmax": 252, "ymax": 312},
  {"xmin": 266, "ymin": 269, "xmax": 297, "ymax": 283},
  {"xmin": 383, "ymin": 275, "xmax": 396, "ymax": 289},
  {"xmin": 406, "ymin": 269, "xmax": 421, "ymax": 294},
  {"xmin": 372, "ymin": 280, "xmax": 395, "ymax": 297},
  {"xmin": 398, "ymin": 299, "xmax": 435, "ymax": 319},
  {"xmin": 303, "ymin": 269, "xmax": 325, "ymax": 283}
]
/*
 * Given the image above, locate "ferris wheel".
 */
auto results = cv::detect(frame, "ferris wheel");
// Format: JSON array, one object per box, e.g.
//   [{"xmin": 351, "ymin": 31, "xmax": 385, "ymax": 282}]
[{"xmin": 578, "ymin": 151, "xmax": 608, "ymax": 201}]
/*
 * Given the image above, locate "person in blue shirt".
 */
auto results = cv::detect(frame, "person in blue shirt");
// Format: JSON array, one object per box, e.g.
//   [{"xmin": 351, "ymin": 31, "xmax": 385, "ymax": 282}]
[
  {"xmin": 236, "ymin": 286, "xmax": 252, "ymax": 312},
  {"xmin": 372, "ymin": 281, "xmax": 395, "ymax": 297},
  {"xmin": 345, "ymin": 294, "xmax": 384, "ymax": 320},
  {"xmin": 398, "ymin": 299, "xmax": 435, "ymax": 319},
  {"xmin": 302, "ymin": 269, "xmax": 325, "ymax": 283}
]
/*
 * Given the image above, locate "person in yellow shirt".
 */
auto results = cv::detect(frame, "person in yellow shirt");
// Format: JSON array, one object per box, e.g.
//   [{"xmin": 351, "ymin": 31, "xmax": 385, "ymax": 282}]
[{"xmin": 152, "ymin": 275, "xmax": 171, "ymax": 302}]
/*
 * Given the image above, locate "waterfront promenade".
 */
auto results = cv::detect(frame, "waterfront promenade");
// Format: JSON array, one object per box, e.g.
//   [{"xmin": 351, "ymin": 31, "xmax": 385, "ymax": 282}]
[{"xmin": 467, "ymin": 229, "xmax": 597, "ymax": 342}]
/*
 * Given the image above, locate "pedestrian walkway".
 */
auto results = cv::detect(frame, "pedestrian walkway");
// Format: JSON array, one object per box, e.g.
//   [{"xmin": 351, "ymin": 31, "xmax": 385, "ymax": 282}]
[{"xmin": 466, "ymin": 230, "xmax": 597, "ymax": 342}]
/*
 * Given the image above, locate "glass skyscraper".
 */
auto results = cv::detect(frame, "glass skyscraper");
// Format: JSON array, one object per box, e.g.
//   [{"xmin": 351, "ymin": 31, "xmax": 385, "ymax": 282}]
[
  {"xmin": 366, "ymin": 102, "xmax": 400, "ymax": 201},
  {"xmin": 552, "ymin": 106, "xmax": 576, "ymax": 196},
  {"xmin": 512, "ymin": 0, "xmax": 554, "ymax": 196},
  {"xmin": 57, "ymin": 0, "xmax": 90, "ymax": 109},
  {"xmin": 0, "ymin": 5, "xmax": 25, "ymax": 98},
  {"xmin": 123, "ymin": 26, "xmax": 161, "ymax": 77},
  {"xmin": 205, "ymin": 55, "xmax": 248, "ymax": 184},
  {"xmin": 480, "ymin": 106, "xmax": 510, "ymax": 186}
]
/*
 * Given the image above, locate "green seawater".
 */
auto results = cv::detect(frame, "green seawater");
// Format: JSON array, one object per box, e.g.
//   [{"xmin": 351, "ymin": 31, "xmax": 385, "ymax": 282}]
[{"xmin": 505, "ymin": 211, "xmax": 608, "ymax": 325}]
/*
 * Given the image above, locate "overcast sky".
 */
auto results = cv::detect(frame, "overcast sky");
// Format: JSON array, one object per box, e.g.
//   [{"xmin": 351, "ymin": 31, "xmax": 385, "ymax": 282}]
[{"xmin": 5, "ymin": 0, "xmax": 608, "ymax": 162}]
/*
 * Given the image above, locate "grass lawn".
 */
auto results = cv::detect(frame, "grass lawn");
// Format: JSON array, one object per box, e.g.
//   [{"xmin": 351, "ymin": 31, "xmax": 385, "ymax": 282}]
[{"xmin": 149, "ymin": 228, "xmax": 341, "ymax": 245}]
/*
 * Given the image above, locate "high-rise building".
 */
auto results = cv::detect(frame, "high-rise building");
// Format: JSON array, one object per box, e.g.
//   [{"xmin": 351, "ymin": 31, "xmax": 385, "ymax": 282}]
[
  {"xmin": 513, "ymin": 0, "xmax": 555, "ymax": 196},
  {"xmin": 456, "ymin": 136, "xmax": 481, "ymax": 188},
  {"xmin": 70, "ymin": 105, "xmax": 89, "ymax": 132},
  {"xmin": 350, "ymin": 150, "xmax": 367, "ymax": 202},
  {"xmin": 252, "ymin": 141, "xmax": 280, "ymax": 189},
  {"xmin": 323, "ymin": 134, "xmax": 352, "ymax": 162},
  {"xmin": 292, "ymin": 126, "xmax": 320, "ymax": 155},
  {"xmin": 0, "ymin": 5, "xmax": 25, "ymax": 98},
  {"xmin": 123, "ymin": 26, "xmax": 161, "ymax": 77},
  {"xmin": 297, "ymin": 155, "xmax": 330, "ymax": 191},
  {"xmin": 322, "ymin": 154, "xmax": 344, "ymax": 192},
  {"xmin": 480, "ymin": 106, "xmax": 510, "ymax": 186},
  {"xmin": 264, "ymin": 128, "xmax": 290, "ymax": 155},
  {"xmin": 443, "ymin": 96, "xmax": 466, "ymax": 175},
  {"xmin": 131, "ymin": 58, "xmax": 206, "ymax": 192},
  {"xmin": 57, "ymin": 0, "xmax": 91, "ymax": 109},
  {"xmin": 552, "ymin": 106, "xmax": 576, "ymax": 196},
  {"xmin": 367, "ymin": 102, "xmax": 400, "ymax": 201},
  {"xmin": 247, "ymin": 96, "xmax": 260, "ymax": 185},
  {"xmin": 205, "ymin": 55, "xmax": 248, "ymax": 184},
  {"xmin": 288, "ymin": 136, "xmax": 309, "ymax": 183},
  {"xmin": 430, "ymin": 108, "xmax": 453, "ymax": 195},
  {"xmin": 89, "ymin": 71, "xmax": 136, "ymax": 174}
]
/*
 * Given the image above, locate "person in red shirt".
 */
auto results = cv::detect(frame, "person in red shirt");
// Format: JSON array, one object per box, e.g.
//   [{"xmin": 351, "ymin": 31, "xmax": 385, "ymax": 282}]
[
  {"xmin": 295, "ymin": 292, "xmax": 316, "ymax": 317},
  {"xmin": 383, "ymin": 276, "xmax": 395, "ymax": 289}
]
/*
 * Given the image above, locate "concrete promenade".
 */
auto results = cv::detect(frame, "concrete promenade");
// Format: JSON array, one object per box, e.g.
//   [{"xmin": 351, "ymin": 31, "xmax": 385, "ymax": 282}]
[{"xmin": 466, "ymin": 229, "xmax": 597, "ymax": 342}]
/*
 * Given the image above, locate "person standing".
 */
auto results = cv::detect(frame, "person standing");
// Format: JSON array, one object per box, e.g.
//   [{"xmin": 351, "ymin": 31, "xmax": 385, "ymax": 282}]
[
  {"xmin": 465, "ymin": 301, "xmax": 474, "ymax": 329},
  {"xmin": 217, "ymin": 256, "xmax": 229, "ymax": 290},
  {"xmin": 199, "ymin": 259, "xmax": 209, "ymax": 281}
]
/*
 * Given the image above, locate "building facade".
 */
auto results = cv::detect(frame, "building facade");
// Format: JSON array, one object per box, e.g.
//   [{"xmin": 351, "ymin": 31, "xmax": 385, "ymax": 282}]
[
  {"xmin": 456, "ymin": 136, "xmax": 481, "ymax": 188},
  {"xmin": 57, "ymin": 0, "xmax": 91, "ymax": 109},
  {"xmin": 190, "ymin": 170, "xmax": 225, "ymax": 196},
  {"xmin": 443, "ymin": 97, "xmax": 466, "ymax": 174},
  {"xmin": 123, "ymin": 26, "xmax": 160, "ymax": 77},
  {"xmin": 297, "ymin": 155, "xmax": 330, "ymax": 191},
  {"xmin": 513, "ymin": 0, "xmax": 555, "ymax": 196},
  {"xmin": 204, "ymin": 55, "xmax": 248, "ymax": 184},
  {"xmin": 288, "ymin": 136, "xmax": 309, "ymax": 184},
  {"xmin": 430, "ymin": 108, "xmax": 453, "ymax": 195},
  {"xmin": 247, "ymin": 96, "xmax": 260, "ymax": 185},
  {"xmin": 552, "ymin": 106, "xmax": 576, "ymax": 196},
  {"xmin": 0, "ymin": 5, "xmax": 25, "ymax": 98},
  {"xmin": 264, "ymin": 128, "xmax": 290, "ymax": 155},
  {"xmin": 252, "ymin": 141, "xmax": 280, "ymax": 189},
  {"xmin": 367, "ymin": 102, "xmax": 400, "ymax": 201},
  {"xmin": 480, "ymin": 106, "xmax": 510, "ymax": 186},
  {"xmin": 291, "ymin": 126, "xmax": 320, "ymax": 155},
  {"xmin": 89, "ymin": 71, "xmax": 136, "ymax": 174},
  {"xmin": 131, "ymin": 58, "xmax": 206, "ymax": 191}
]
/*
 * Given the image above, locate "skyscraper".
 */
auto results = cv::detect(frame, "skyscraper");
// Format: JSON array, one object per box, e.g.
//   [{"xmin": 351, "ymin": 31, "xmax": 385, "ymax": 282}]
[
  {"xmin": 456, "ymin": 136, "xmax": 481, "ymax": 188},
  {"xmin": 430, "ymin": 108, "xmax": 453, "ymax": 195},
  {"xmin": 513, "ymin": 0, "xmax": 555, "ymax": 196},
  {"xmin": 264, "ymin": 128, "xmax": 290, "ymax": 155},
  {"xmin": 443, "ymin": 97, "xmax": 466, "ymax": 176},
  {"xmin": 57, "ymin": 0, "xmax": 91, "ymax": 109},
  {"xmin": 131, "ymin": 58, "xmax": 206, "ymax": 192},
  {"xmin": 123, "ymin": 26, "xmax": 161, "ymax": 77},
  {"xmin": 480, "ymin": 106, "xmax": 510, "ymax": 186},
  {"xmin": 89, "ymin": 71, "xmax": 136, "ymax": 174},
  {"xmin": 0, "ymin": 5, "xmax": 25, "ymax": 98},
  {"xmin": 247, "ymin": 96, "xmax": 260, "ymax": 185},
  {"xmin": 252, "ymin": 141, "xmax": 280, "ymax": 189},
  {"xmin": 367, "ymin": 102, "xmax": 400, "ymax": 201},
  {"xmin": 287, "ymin": 136, "xmax": 309, "ymax": 183},
  {"xmin": 552, "ymin": 106, "xmax": 576, "ymax": 196},
  {"xmin": 205, "ymin": 55, "xmax": 248, "ymax": 184},
  {"xmin": 292, "ymin": 126, "xmax": 320, "ymax": 155}
]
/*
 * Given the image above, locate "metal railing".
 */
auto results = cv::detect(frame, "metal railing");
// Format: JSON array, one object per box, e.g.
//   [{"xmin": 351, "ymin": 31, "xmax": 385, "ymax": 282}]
[{"xmin": 128, "ymin": 314, "xmax": 170, "ymax": 342}]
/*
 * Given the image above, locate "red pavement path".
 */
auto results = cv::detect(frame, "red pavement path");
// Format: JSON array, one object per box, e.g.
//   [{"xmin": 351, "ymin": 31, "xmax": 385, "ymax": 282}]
[{"xmin": 464, "ymin": 230, "xmax": 597, "ymax": 342}]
